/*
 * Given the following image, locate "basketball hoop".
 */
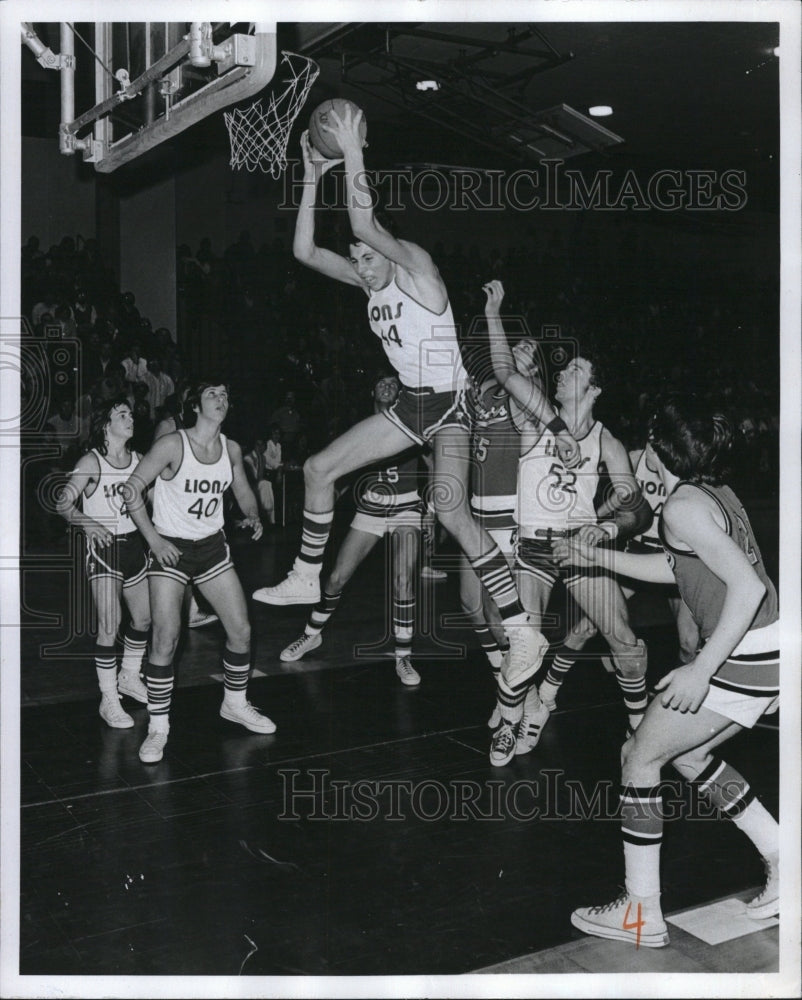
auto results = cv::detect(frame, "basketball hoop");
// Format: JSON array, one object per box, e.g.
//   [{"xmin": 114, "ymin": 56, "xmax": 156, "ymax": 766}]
[{"xmin": 225, "ymin": 51, "xmax": 320, "ymax": 177}]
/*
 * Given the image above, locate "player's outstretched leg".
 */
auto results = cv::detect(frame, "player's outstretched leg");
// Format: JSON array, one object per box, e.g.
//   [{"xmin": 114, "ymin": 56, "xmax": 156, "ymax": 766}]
[{"xmin": 253, "ymin": 414, "xmax": 413, "ymax": 606}]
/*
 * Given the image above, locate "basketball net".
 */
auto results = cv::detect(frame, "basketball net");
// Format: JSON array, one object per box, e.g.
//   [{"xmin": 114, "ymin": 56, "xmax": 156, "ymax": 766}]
[{"xmin": 225, "ymin": 52, "xmax": 320, "ymax": 177}]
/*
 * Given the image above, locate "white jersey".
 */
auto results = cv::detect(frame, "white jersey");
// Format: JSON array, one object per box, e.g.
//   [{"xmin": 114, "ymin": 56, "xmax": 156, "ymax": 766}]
[
  {"xmin": 517, "ymin": 421, "xmax": 604, "ymax": 536},
  {"xmin": 367, "ymin": 277, "xmax": 467, "ymax": 392},
  {"xmin": 80, "ymin": 449, "xmax": 140, "ymax": 536},
  {"xmin": 153, "ymin": 430, "xmax": 232, "ymax": 541},
  {"xmin": 633, "ymin": 448, "xmax": 666, "ymax": 549}
]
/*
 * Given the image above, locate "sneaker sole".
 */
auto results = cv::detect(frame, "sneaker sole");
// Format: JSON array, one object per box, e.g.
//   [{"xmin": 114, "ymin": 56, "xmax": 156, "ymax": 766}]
[
  {"xmin": 100, "ymin": 710, "xmax": 134, "ymax": 729},
  {"xmin": 570, "ymin": 911, "xmax": 669, "ymax": 948},
  {"xmin": 188, "ymin": 617, "xmax": 219, "ymax": 628},
  {"xmin": 280, "ymin": 637, "xmax": 322, "ymax": 662},
  {"xmin": 746, "ymin": 900, "xmax": 779, "ymax": 921},
  {"xmin": 139, "ymin": 748, "xmax": 165, "ymax": 763},
  {"xmin": 253, "ymin": 591, "xmax": 319, "ymax": 606},
  {"xmin": 397, "ymin": 675, "xmax": 421, "ymax": 687},
  {"xmin": 219, "ymin": 704, "xmax": 277, "ymax": 734}
]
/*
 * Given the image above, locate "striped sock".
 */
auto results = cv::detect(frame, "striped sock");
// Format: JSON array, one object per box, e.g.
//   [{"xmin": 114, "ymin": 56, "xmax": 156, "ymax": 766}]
[
  {"xmin": 222, "ymin": 647, "xmax": 250, "ymax": 700},
  {"xmin": 393, "ymin": 594, "xmax": 415, "ymax": 660},
  {"xmin": 298, "ymin": 509, "xmax": 334, "ymax": 570},
  {"xmin": 95, "ymin": 642, "xmax": 118, "ymax": 695},
  {"xmin": 691, "ymin": 757, "xmax": 778, "ymax": 858},
  {"xmin": 145, "ymin": 660, "xmax": 174, "ymax": 720},
  {"xmin": 476, "ymin": 626, "xmax": 504, "ymax": 675},
  {"xmin": 470, "ymin": 544, "xmax": 523, "ymax": 621},
  {"xmin": 496, "ymin": 673, "xmax": 530, "ymax": 725},
  {"xmin": 120, "ymin": 625, "xmax": 148, "ymax": 675},
  {"xmin": 620, "ymin": 783, "xmax": 664, "ymax": 899},
  {"xmin": 540, "ymin": 642, "xmax": 578, "ymax": 705},
  {"xmin": 307, "ymin": 590, "xmax": 343, "ymax": 636}
]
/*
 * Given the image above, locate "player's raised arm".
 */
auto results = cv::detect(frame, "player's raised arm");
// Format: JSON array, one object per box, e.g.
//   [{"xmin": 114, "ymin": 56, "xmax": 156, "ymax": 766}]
[
  {"xmin": 325, "ymin": 105, "xmax": 435, "ymax": 280},
  {"xmin": 483, "ymin": 280, "xmax": 579, "ymax": 468},
  {"xmin": 227, "ymin": 439, "xmax": 263, "ymax": 541},
  {"xmin": 293, "ymin": 130, "xmax": 363, "ymax": 287}
]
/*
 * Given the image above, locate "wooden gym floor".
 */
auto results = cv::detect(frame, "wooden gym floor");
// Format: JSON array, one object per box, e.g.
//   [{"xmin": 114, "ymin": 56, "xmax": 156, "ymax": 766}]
[{"xmin": 13, "ymin": 506, "xmax": 784, "ymax": 988}]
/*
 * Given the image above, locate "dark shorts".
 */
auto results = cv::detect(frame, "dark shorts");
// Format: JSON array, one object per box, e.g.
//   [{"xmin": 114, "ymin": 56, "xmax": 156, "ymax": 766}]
[
  {"xmin": 383, "ymin": 385, "xmax": 472, "ymax": 445},
  {"xmin": 147, "ymin": 529, "xmax": 233, "ymax": 587},
  {"xmin": 86, "ymin": 532, "xmax": 148, "ymax": 588},
  {"xmin": 515, "ymin": 533, "xmax": 605, "ymax": 590}
]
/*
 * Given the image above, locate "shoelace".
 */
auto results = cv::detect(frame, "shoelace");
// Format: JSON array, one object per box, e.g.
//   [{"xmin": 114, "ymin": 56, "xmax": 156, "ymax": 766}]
[
  {"xmin": 588, "ymin": 890, "xmax": 629, "ymax": 915},
  {"xmin": 493, "ymin": 725, "xmax": 515, "ymax": 754},
  {"xmin": 287, "ymin": 635, "xmax": 312, "ymax": 654},
  {"xmin": 397, "ymin": 657, "xmax": 415, "ymax": 675},
  {"xmin": 752, "ymin": 859, "xmax": 777, "ymax": 902}
]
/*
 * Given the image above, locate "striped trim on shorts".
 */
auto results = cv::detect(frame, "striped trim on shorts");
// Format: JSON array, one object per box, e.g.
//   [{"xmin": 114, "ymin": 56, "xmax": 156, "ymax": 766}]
[{"xmin": 146, "ymin": 529, "xmax": 233, "ymax": 587}]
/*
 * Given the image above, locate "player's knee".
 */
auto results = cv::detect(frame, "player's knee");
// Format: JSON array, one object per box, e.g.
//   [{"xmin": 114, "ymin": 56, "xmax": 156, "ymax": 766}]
[
  {"xmin": 225, "ymin": 618, "xmax": 251, "ymax": 649},
  {"xmin": 304, "ymin": 453, "xmax": 332, "ymax": 486},
  {"xmin": 151, "ymin": 625, "xmax": 180, "ymax": 659},
  {"xmin": 131, "ymin": 613, "xmax": 151, "ymax": 632}
]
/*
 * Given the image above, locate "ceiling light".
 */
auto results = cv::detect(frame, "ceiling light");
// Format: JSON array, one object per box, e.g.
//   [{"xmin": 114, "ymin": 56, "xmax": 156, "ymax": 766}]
[
  {"xmin": 416, "ymin": 80, "xmax": 440, "ymax": 92},
  {"xmin": 588, "ymin": 105, "xmax": 613, "ymax": 117}
]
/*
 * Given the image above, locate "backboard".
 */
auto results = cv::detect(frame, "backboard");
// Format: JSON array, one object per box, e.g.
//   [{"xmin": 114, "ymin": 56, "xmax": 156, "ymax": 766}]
[{"xmin": 21, "ymin": 21, "xmax": 277, "ymax": 172}]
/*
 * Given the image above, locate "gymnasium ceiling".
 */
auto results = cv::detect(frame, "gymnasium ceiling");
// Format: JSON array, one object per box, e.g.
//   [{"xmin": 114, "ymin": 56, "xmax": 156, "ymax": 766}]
[
  {"xmin": 21, "ymin": 19, "xmax": 781, "ymax": 206},
  {"xmin": 289, "ymin": 21, "xmax": 780, "ymax": 179}
]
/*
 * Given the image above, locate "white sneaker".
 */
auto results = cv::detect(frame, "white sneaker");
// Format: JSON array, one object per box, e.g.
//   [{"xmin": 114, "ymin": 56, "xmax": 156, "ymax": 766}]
[
  {"xmin": 489, "ymin": 722, "xmax": 517, "ymax": 767},
  {"xmin": 99, "ymin": 694, "xmax": 134, "ymax": 729},
  {"xmin": 188, "ymin": 611, "xmax": 219, "ymax": 628},
  {"xmin": 280, "ymin": 632, "xmax": 323, "ymax": 662},
  {"xmin": 395, "ymin": 656, "xmax": 421, "ymax": 687},
  {"xmin": 503, "ymin": 618, "xmax": 548, "ymax": 687},
  {"xmin": 421, "ymin": 565, "xmax": 447, "ymax": 581},
  {"xmin": 746, "ymin": 854, "xmax": 779, "ymax": 920},
  {"xmin": 139, "ymin": 723, "xmax": 169, "ymax": 763},
  {"xmin": 571, "ymin": 891, "xmax": 669, "ymax": 948},
  {"xmin": 220, "ymin": 699, "xmax": 277, "ymax": 734},
  {"xmin": 118, "ymin": 669, "xmax": 148, "ymax": 704},
  {"xmin": 487, "ymin": 701, "xmax": 502, "ymax": 728},
  {"xmin": 253, "ymin": 561, "xmax": 320, "ymax": 606},
  {"xmin": 515, "ymin": 689, "xmax": 551, "ymax": 755}
]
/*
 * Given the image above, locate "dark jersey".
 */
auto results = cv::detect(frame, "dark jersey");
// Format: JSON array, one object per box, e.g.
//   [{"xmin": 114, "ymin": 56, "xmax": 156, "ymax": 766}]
[
  {"xmin": 659, "ymin": 481, "xmax": 778, "ymax": 641},
  {"xmin": 354, "ymin": 447, "xmax": 424, "ymax": 518}
]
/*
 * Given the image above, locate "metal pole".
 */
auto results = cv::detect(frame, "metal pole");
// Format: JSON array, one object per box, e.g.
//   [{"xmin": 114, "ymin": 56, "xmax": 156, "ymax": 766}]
[{"xmin": 60, "ymin": 23, "xmax": 75, "ymax": 146}]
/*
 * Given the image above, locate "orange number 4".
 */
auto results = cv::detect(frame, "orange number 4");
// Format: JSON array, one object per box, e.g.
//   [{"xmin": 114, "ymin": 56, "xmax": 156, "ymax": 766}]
[{"xmin": 623, "ymin": 901, "xmax": 644, "ymax": 949}]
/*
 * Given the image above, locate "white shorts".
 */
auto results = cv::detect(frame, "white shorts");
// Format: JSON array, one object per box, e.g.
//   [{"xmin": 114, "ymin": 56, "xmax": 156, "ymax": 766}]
[
  {"xmin": 350, "ymin": 509, "xmax": 423, "ymax": 538},
  {"xmin": 702, "ymin": 683, "xmax": 779, "ymax": 729}
]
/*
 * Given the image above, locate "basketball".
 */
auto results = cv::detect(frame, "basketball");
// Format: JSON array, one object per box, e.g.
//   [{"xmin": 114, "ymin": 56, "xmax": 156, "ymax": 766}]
[{"xmin": 308, "ymin": 98, "xmax": 367, "ymax": 159}]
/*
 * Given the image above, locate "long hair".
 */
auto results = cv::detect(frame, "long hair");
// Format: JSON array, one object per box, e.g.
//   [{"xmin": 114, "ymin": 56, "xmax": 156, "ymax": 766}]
[
  {"xmin": 88, "ymin": 395, "xmax": 132, "ymax": 456},
  {"xmin": 648, "ymin": 393, "xmax": 733, "ymax": 485}
]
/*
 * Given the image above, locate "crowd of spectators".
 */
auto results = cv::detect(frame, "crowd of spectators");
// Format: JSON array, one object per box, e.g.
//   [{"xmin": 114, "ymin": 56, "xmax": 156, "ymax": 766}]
[{"xmin": 21, "ymin": 222, "xmax": 779, "ymax": 547}]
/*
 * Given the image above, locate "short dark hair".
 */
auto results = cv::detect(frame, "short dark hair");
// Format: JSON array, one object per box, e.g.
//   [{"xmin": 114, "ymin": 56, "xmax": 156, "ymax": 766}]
[
  {"xmin": 579, "ymin": 347, "xmax": 610, "ymax": 392},
  {"xmin": 648, "ymin": 393, "xmax": 733, "ymax": 485},
  {"xmin": 183, "ymin": 379, "xmax": 231, "ymax": 427},
  {"xmin": 89, "ymin": 395, "xmax": 132, "ymax": 455}
]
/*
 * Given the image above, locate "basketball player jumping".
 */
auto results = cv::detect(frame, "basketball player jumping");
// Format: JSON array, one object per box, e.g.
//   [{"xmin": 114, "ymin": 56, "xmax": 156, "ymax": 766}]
[
  {"xmin": 253, "ymin": 106, "xmax": 580, "ymax": 686},
  {"xmin": 125, "ymin": 379, "xmax": 275, "ymax": 764}
]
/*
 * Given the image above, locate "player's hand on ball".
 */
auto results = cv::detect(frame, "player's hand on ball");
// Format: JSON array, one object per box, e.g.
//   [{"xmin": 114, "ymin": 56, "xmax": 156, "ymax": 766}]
[
  {"xmin": 300, "ymin": 131, "xmax": 341, "ymax": 176},
  {"xmin": 482, "ymin": 280, "xmax": 505, "ymax": 315},
  {"xmin": 152, "ymin": 535, "xmax": 181, "ymax": 568},
  {"xmin": 323, "ymin": 105, "xmax": 365, "ymax": 153},
  {"xmin": 654, "ymin": 663, "xmax": 709, "ymax": 713},
  {"xmin": 555, "ymin": 430, "xmax": 581, "ymax": 469}
]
